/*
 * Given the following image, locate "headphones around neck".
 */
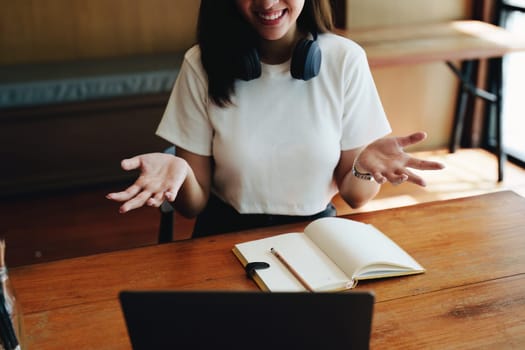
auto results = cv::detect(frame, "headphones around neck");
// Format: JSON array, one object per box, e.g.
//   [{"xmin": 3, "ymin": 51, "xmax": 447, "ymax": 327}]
[{"xmin": 239, "ymin": 32, "xmax": 321, "ymax": 81}]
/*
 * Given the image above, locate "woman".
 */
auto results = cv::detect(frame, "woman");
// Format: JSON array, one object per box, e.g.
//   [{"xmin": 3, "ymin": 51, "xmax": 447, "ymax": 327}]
[{"xmin": 107, "ymin": 0, "xmax": 444, "ymax": 236}]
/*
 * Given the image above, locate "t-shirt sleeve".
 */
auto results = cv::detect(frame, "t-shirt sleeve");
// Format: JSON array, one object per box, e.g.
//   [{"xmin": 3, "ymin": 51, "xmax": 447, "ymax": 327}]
[
  {"xmin": 156, "ymin": 48, "xmax": 213, "ymax": 156},
  {"xmin": 340, "ymin": 45, "xmax": 391, "ymax": 150}
]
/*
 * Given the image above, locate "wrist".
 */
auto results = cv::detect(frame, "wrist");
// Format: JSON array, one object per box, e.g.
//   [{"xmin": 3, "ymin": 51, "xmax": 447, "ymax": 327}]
[{"xmin": 352, "ymin": 158, "xmax": 374, "ymax": 182}]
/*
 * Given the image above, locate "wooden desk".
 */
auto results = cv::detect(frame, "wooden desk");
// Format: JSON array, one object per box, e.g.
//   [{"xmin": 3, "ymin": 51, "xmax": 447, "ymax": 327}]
[
  {"xmin": 10, "ymin": 190, "xmax": 525, "ymax": 349},
  {"xmin": 337, "ymin": 20, "xmax": 525, "ymax": 182}
]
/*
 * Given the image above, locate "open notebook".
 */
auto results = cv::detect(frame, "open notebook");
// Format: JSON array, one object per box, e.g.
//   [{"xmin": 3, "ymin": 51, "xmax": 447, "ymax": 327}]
[
  {"xmin": 119, "ymin": 290, "xmax": 375, "ymax": 350},
  {"xmin": 233, "ymin": 217, "xmax": 425, "ymax": 292}
]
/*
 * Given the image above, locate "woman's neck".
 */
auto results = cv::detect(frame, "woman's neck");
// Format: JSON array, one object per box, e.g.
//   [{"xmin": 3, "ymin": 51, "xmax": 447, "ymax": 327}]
[{"xmin": 258, "ymin": 25, "xmax": 303, "ymax": 65}]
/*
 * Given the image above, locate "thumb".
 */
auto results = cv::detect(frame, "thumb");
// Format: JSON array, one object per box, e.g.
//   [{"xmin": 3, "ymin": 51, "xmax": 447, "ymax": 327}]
[
  {"xmin": 121, "ymin": 156, "xmax": 142, "ymax": 171},
  {"xmin": 397, "ymin": 131, "xmax": 427, "ymax": 148}
]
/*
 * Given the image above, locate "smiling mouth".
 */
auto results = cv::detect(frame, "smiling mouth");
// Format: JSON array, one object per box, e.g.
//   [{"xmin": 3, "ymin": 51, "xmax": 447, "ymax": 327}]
[{"xmin": 257, "ymin": 9, "xmax": 287, "ymax": 22}]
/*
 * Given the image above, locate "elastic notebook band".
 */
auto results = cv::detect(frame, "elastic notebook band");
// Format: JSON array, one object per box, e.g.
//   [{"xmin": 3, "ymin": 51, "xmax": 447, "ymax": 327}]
[{"xmin": 245, "ymin": 262, "xmax": 270, "ymax": 278}]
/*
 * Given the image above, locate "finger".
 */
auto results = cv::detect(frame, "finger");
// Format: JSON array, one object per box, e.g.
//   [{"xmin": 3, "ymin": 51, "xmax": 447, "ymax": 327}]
[
  {"xmin": 165, "ymin": 191, "xmax": 176, "ymax": 202},
  {"xmin": 405, "ymin": 169, "xmax": 426, "ymax": 187},
  {"xmin": 385, "ymin": 172, "xmax": 409, "ymax": 186},
  {"xmin": 406, "ymin": 157, "xmax": 445, "ymax": 170},
  {"xmin": 106, "ymin": 184, "xmax": 142, "ymax": 202},
  {"xmin": 119, "ymin": 191, "xmax": 152, "ymax": 213},
  {"xmin": 121, "ymin": 156, "xmax": 142, "ymax": 171},
  {"xmin": 164, "ymin": 174, "xmax": 186, "ymax": 202},
  {"xmin": 147, "ymin": 192, "xmax": 165, "ymax": 207},
  {"xmin": 397, "ymin": 132, "xmax": 427, "ymax": 148},
  {"xmin": 372, "ymin": 172, "xmax": 387, "ymax": 184}
]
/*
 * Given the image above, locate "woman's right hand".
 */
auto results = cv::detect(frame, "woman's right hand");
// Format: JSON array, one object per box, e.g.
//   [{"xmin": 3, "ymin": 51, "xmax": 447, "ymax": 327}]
[{"xmin": 106, "ymin": 152, "xmax": 190, "ymax": 213}]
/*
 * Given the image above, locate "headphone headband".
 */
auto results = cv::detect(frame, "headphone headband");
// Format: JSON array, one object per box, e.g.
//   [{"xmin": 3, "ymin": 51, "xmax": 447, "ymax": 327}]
[{"xmin": 240, "ymin": 32, "xmax": 321, "ymax": 81}]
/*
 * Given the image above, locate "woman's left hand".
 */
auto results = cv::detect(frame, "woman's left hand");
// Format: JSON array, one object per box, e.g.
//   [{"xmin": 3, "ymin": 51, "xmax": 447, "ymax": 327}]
[{"xmin": 355, "ymin": 131, "xmax": 445, "ymax": 186}]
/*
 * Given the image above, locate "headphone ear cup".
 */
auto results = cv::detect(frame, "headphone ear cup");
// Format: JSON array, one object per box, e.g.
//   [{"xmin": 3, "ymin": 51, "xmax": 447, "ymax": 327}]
[
  {"xmin": 239, "ymin": 48, "xmax": 262, "ymax": 81},
  {"xmin": 291, "ymin": 39, "xmax": 321, "ymax": 81}
]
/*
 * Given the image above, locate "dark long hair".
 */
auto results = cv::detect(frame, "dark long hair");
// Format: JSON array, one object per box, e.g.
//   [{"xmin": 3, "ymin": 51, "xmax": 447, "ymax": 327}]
[{"xmin": 197, "ymin": 0, "xmax": 334, "ymax": 107}]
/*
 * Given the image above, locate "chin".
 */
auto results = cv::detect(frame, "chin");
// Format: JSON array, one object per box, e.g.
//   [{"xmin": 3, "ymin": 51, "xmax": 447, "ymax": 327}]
[{"xmin": 256, "ymin": 27, "xmax": 289, "ymax": 41}]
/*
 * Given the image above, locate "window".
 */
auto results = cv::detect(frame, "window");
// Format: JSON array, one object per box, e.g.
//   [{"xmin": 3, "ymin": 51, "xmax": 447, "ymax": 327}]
[{"xmin": 499, "ymin": 1, "xmax": 525, "ymax": 164}]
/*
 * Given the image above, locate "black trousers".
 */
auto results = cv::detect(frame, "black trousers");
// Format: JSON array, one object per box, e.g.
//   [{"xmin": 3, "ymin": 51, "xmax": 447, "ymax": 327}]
[{"xmin": 192, "ymin": 195, "xmax": 337, "ymax": 238}]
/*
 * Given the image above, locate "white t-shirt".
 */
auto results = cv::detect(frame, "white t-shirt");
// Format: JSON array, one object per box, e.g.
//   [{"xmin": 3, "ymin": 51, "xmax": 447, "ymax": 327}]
[{"xmin": 156, "ymin": 32, "xmax": 391, "ymax": 215}]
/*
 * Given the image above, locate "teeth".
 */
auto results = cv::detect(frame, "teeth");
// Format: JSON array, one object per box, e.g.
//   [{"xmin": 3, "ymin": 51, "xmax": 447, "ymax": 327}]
[{"xmin": 259, "ymin": 10, "xmax": 284, "ymax": 21}]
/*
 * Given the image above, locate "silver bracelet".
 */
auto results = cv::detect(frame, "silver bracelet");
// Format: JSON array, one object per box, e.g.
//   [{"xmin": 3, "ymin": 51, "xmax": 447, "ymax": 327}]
[{"xmin": 352, "ymin": 164, "xmax": 375, "ymax": 182}]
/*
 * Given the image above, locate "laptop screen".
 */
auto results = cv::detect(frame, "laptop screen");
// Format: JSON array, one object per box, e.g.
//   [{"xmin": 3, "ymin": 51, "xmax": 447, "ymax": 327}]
[{"xmin": 119, "ymin": 290, "xmax": 374, "ymax": 350}]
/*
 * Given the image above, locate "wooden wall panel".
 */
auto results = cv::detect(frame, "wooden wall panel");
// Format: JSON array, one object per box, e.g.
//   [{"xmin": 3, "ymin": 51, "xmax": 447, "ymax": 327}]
[
  {"xmin": 347, "ymin": 0, "xmax": 472, "ymax": 27},
  {"xmin": 346, "ymin": 0, "xmax": 473, "ymax": 151},
  {"xmin": 0, "ymin": 0, "xmax": 199, "ymax": 64}
]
